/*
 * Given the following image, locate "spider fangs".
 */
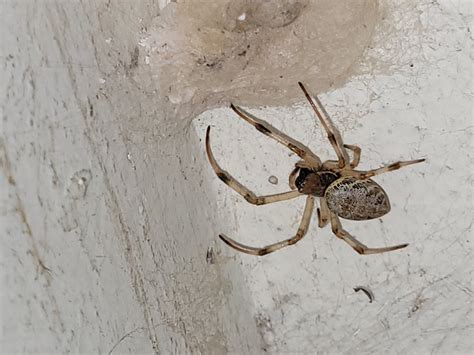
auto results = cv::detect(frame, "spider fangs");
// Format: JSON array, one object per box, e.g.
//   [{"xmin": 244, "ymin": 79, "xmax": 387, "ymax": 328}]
[{"xmin": 205, "ymin": 82, "xmax": 425, "ymax": 256}]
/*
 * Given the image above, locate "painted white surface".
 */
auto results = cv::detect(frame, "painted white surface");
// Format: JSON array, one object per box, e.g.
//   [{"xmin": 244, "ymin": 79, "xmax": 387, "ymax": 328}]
[
  {"xmin": 194, "ymin": 0, "xmax": 473, "ymax": 353},
  {"xmin": 1, "ymin": 0, "xmax": 472, "ymax": 354},
  {"xmin": 1, "ymin": 1, "xmax": 259, "ymax": 354}
]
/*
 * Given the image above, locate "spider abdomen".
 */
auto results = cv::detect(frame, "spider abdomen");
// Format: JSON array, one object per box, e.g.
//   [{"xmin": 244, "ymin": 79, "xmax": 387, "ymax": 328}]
[{"xmin": 325, "ymin": 177, "xmax": 391, "ymax": 221}]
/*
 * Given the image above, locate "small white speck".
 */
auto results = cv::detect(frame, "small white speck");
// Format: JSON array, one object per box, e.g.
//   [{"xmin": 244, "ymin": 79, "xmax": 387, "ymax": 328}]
[
  {"xmin": 67, "ymin": 169, "xmax": 92, "ymax": 199},
  {"xmin": 127, "ymin": 152, "xmax": 137, "ymax": 170},
  {"xmin": 138, "ymin": 204, "xmax": 144, "ymax": 214},
  {"xmin": 105, "ymin": 38, "xmax": 112, "ymax": 44},
  {"xmin": 145, "ymin": 55, "xmax": 150, "ymax": 64},
  {"xmin": 99, "ymin": 78, "xmax": 106, "ymax": 84},
  {"xmin": 238, "ymin": 13, "xmax": 246, "ymax": 21},
  {"xmin": 268, "ymin": 175, "xmax": 278, "ymax": 185}
]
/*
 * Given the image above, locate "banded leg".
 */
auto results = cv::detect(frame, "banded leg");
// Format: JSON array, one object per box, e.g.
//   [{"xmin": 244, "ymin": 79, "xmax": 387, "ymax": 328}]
[
  {"xmin": 344, "ymin": 144, "xmax": 361, "ymax": 168},
  {"xmin": 298, "ymin": 82, "xmax": 350, "ymax": 168},
  {"xmin": 329, "ymin": 213, "xmax": 408, "ymax": 255},
  {"xmin": 230, "ymin": 104, "xmax": 322, "ymax": 168},
  {"xmin": 219, "ymin": 196, "xmax": 315, "ymax": 256},
  {"xmin": 323, "ymin": 144, "xmax": 362, "ymax": 170},
  {"xmin": 345, "ymin": 159, "xmax": 425, "ymax": 179},
  {"xmin": 317, "ymin": 198, "xmax": 330, "ymax": 228},
  {"xmin": 206, "ymin": 127, "xmax": 301, "ymax": 205}
]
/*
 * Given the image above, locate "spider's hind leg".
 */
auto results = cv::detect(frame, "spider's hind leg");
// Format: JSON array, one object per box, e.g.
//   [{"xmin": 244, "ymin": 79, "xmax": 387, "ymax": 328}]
[
  {"xmin": 206, "ymin": 127, "xmax": 301, "ymax": 205},
  {"xmin": 329, "ymin": 213, "xmax": 408, "ymax": 255},
  {"xmin": 220, "ymin": 196, "xmax": 315, "ymax": 256}
]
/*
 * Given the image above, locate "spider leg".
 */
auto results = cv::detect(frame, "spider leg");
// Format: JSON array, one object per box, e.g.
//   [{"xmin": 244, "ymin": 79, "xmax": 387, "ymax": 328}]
[
  {"xmin": 344, "ymin": 159, "xmax": 425, "ymax": 179},
  {"xmin": 317, "ymin": 197, "xmax": 330, "ymax": 228},
  {"xmin": 219, "ymin": 196, "xmax": 315, "ymax": 256},
  {"xmin": 298, "ymin": 82, "xmax": 350, "ymax": 168},
  {"xmin": 321, "ymin": 160, "xmax": 339, "ymax": 170},
  {"xmin": 323, "ymin": 144, "xmax": 361, "ymax": 170},
  {"xmin": 206, "ymin": 127, "xmax": 302, "ymax": 205},
  {"xmin": 230, "ymin": 104, "xmax": 322, "ymax": 169},
  {"xmin": 295, "ymin": 160, "xmax": 315, "ymax": 169},
  {"xmin": 329, "ymin": 212, "xmax": 408, "ymax": 255},
  {"xmin": 343, "ymin": 144, "xmax": 361, "ymax": 168}
]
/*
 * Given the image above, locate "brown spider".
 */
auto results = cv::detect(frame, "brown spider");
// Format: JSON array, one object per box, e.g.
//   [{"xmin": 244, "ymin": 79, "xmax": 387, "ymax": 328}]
[{"xmin": 205, "ymin": 82, "xmax": 425, "ymax": 256}]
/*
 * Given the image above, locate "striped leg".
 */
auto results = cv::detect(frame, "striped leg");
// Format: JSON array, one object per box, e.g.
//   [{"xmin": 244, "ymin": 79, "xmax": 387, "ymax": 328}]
[
  {"xmin": 219, "ymin": 196, "xmax": 315, "ymax": 256},
  {"xmin": 344, "ymin": 144, "xmax": 361, "ymax": 168},
  {"xmin": 345, "ymin": 159, "xmax": 425, "ymax": 179},
  {"xmin": 230, "ymin": 104, "xmax": 322, "ymax": 169},
  {"xmin": 323, "ymin": 144, "xmax": 362, "ymax": 170},
  {"xmin": 206, "ymin": 127, "xmax": 302, "ymax": 205},
  {"xmin": 329, "ymin": 213, "xmax": 408, "ymax": 255},
  {"xmin": 298, "ymin": 82, "xmax": 350, "ymax": 168}
]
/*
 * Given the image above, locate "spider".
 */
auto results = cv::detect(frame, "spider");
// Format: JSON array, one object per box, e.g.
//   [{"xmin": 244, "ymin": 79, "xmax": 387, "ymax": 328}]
[{"xmin": 205, "ymin": 82, "xmax": 425, "ymax": 256}]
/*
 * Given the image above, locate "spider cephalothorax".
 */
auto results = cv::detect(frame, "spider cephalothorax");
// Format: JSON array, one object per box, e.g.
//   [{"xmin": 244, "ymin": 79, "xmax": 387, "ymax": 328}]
[
  {"xmin": 290, "ymin": 167, "xmax": 339, "ymax": 197},
  {"xmin": 205, "ymin": 82, "xmax": 425, "ymax": 256}
]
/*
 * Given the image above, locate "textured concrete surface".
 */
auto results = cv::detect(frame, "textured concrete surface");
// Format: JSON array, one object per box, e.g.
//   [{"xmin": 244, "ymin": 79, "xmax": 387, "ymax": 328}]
[{"xmin": 1, "ymin": 0, "xmax": 472, "ymax": 354}]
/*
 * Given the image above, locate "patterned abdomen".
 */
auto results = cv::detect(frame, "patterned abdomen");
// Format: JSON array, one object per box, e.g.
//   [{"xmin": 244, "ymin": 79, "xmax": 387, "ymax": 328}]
[{"xmin": 325, "ymin": 177, "xmax": 391, "ymax": 220}]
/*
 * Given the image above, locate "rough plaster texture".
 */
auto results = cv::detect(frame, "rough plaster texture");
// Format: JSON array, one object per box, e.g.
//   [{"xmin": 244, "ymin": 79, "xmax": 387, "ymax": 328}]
[
  {"xmin": 1, "ymin": 1, "xmax": 472, "ymax": 355},
  {"xmin": 1, "ymin": 1, "xmax": 259, "ymax": 354}
]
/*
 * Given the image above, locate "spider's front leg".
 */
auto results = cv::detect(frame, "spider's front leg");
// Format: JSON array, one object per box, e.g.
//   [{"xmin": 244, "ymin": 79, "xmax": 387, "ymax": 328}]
[
  {"xmin": 206, "ymin": 127, "xmax": 301, "ymax": 205},
  {"xmin": 230, "ymin": 104, "xmax": 322, "ymax": 169},
  {"xmin": 329, "ymin": 213, "xmax": 408, "ymax": 255},
  {"xmin": 298, "ymin": 82, "xmax": 350, "ymax": 168},
  {"xmin": 219, "ymin": 196, "xmax": 315, "ymax": 256}
]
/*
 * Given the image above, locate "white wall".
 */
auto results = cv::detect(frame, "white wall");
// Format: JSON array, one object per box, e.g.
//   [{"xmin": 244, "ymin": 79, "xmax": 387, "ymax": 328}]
[
  {"xmin": 1, "ymin": 1, "xmax": 259, "ymax": 353},
  {"xmin": 2, "ymin": 0, "xmax": 472, "ymax": 354}
]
